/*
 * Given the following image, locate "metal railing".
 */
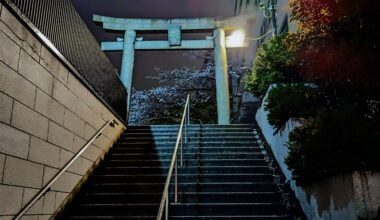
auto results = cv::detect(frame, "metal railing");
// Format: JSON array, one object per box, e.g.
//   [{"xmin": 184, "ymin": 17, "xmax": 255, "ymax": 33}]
[
  {"xmin": 157, "ymin": 94, "xmax": 190, "ymax": 220},
  {"xmin": 14, "ymin": 120, "xmax": 119, "ymax": 220}
]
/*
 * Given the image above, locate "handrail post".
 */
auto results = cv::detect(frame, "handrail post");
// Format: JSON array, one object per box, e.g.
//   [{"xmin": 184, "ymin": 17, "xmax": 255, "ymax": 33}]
[
  {"xmin": 175, "ymin": 155, "xmax": 178, "ymax": 203},
  {"xmin": 180, "ymin": 132, "xmax": 183, "ymax": 167},
  {"xmin": 187, "ymin": 99, "xmax": 190, "ymax": 125},
  {"xmin": 165, "ymin": 195, "xmax": 169, "ymax": 220},
  {"xmin": 184, "ymin": 114, "xmax": 187, "ymax": 144}
]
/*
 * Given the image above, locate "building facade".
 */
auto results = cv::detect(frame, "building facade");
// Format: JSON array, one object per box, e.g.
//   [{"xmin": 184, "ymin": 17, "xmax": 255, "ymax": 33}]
[{"xmin": 230, "ymin": 0, "xmax": 296, "ymax": 69}]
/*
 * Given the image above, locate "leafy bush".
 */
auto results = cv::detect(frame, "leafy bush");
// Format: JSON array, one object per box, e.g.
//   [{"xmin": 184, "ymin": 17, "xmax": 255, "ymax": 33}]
[
  {"xmin": 288, "ymin": 0, "xmax": 380, "ymax": 84},
  {"xmin": 286, "ymin": 106, "xmax": 380, "ymax": 185},
  {"xmin": 265, "ymin": 84, "xmax": 322, "ymax": 133},
  {"xmin": 243, "ymin": 33, "xmax": 298, "ymax": 97},
  {"xmin": 251, "ymin": 0, "xmax": 380, "ymax": 186}
]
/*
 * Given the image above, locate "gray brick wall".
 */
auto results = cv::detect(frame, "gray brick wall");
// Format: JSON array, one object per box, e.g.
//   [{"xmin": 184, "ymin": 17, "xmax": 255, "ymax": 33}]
[{"xmin": 0, "ymin": 3, "xmax": 125, "ymax": 219}]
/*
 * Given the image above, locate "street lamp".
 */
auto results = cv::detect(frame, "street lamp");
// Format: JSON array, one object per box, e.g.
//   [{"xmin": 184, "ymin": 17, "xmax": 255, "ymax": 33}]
[
  {"xmin": 226, "ymin": 29, "xmax": 246, "ymax": 47},
  {"xmin": 225, "ymin": 29, "xmax": 275, "ymax": 48}
]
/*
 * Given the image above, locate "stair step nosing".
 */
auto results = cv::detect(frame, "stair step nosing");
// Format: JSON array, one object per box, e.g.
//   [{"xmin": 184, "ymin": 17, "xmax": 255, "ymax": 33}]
[
  {"xmin": 94, "ymin": 173, "xmax": 272, "ymax": 177},
  {"xmin": 84, "ymin": 192, "xmax": 280, "ymax": 195},
  {"xmin": 117, "ymin": 141, "xmax": 259, "ymax": 143},
  {"xmin": 78, "ymin": 202, "xmax": 281, "ymax": 206},
  {"xmin": 113, "ymin": 147, "xmax": 261, "ymax": 149},
  {"xmin": 121, "ymin": 137, "xmax": 258, "ymax": 139},
  {"xmin": 169, "ymin": 216, "xmax": 290, "ymax": 218},
  {"xmin": 64, "ymin": 216, "xmax": 290, "ymax": 219},
  {"xmin": 110, "ymin": 153, "xmax": 263, "ymax": 155},
  {"xmin": 106, "ymin": 159, "xmax": 266, "ymax": 162},
  {"xmin": 64, "ymin": 215, "xmax": 289, "ymax": 218},
  {"xmin": 100, "ymin": 166, "xmax": 269, "ymax": 168},
  {"xmin": 172, "ymin": 202, "xmax": 281, "ymax": 205},
  {"xmin": 122, "ymin": 133, "xmax": 258, "ymax": 136},
  {"xmin": 92, "ymin": 182, "xmax": 275, "ymax": 185}
]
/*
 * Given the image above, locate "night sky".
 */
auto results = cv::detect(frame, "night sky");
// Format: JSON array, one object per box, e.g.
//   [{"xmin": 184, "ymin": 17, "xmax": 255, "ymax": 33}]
[{"xmin": 70, "ymin": 0, "xmax": 236, "ymax": 89}]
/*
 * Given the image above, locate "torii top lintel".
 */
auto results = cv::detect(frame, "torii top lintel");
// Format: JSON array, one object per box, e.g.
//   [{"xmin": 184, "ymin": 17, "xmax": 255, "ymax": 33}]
[{"xmin": 93, "ymin": 14, "xmax": 255, "ymax": 31}]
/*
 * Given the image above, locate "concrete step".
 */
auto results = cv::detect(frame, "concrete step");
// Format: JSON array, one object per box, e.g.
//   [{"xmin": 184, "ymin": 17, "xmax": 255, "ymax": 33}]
[
  {"xmin": 91, "ymin": 173, "xmax": 273, "ymax": 183},
  {"xmin": 122, "ymin": 131, "xmax": 258, "ymax": 138},
  {"xmin": 127, "ymin": 124, "xmax": 256, "ymax": 129},
  {"xmin": 169, "ymin": 216, "xmax": 292, "ymax": 220},
  {"xmin": 96, "ymin": 166, "xmax": 271, "ymax": 174},
  {"xmin": 107, "ymin": 152, "xmax": 265, "ymax": 160},
  {"xmin": 117, "ymin": 137, "xmax": 259, "ymax": 144},
  {"xmin": 86, "ymin": 182, "xmax": 278, "ymax": 193},
  {"xmin": 77, "ymin": 192, "xmax": 282, "ymax": 204},
  {"xmin": 119, "ymin": 138, "xmax": 258, "ymax": 145},
  {"xmin": 103, "ymin": 158, "xmax": 269, "ymax": 167},
  {"xmin": 65, "ymin": 203, "xmax": 286, "ymax": 216},
  {"xmin": 64, "ymin": 203, "xmax": 159, "ymax": 216},
  {"xmin": 113, "ymin": 142, "xmax": 261, "ymax": 148},
  {"xmin": 170, "ymin": 203, "xmax": 287, "ymax": 216},
  {"xmin": 110, "ymin": 147, "xmax": 262, "ymax": 154},
  {"xmin": 63, "ymin": 216, "xmax": 292, "ymax": 220},
  {"xmin": 125, "ymin": 127, "xmax": 257, "ymax": 133}
]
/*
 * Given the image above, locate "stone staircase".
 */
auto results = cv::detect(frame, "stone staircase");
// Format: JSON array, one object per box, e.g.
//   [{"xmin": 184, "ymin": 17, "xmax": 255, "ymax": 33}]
[{"xmin": 59, "ymin": 124, "xmax": 299, "ymax": 219}]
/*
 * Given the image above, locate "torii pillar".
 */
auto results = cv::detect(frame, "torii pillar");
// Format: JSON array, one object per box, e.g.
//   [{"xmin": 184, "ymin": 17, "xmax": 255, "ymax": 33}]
[
  {"xmin": 120, "ymin": 30, "xmax": 136, "ymax": 110},
  {"xmin": 213, "ymin": 28, "xmax": 230, "ymax": 124},
  {"xmin": 94, "ymin": 15, "xmax": 251, "ymax": 124}
]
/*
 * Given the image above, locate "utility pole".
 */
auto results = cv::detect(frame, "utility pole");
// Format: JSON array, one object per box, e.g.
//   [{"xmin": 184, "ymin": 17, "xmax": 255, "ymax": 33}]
[
  {"xmin": 269, "ymin": 0, "xmax": 278, "ymax": 36},
  {"xmin": 259, "ymin": 0, "xmax": 278, "ymax": 36}
]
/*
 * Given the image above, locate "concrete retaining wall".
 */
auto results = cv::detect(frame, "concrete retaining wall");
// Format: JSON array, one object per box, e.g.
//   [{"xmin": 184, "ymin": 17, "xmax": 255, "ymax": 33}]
[
  {"xmin": 256, "ymin": 85, "xmax": 380, "ymax": 220},
  {"xmin": 0, "ymin": 4, "xmax": 125, "ymax": 219}
]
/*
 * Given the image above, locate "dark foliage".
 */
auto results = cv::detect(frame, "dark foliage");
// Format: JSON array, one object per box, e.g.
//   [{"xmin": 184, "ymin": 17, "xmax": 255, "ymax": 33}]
[
  {"xmin": 279, "ymin": 0, "xmax": 380, "ymax": 185},
  {"xmin": 286, "ymin": 106, "xmax": 380, "ymax": 185},
  {"xmin": 243, "ymin": 34, "xmax": 298, "ymax": 96},
  {"xmin": 265, "ymin": 84, "xmax": 322, "ymax": 133}
]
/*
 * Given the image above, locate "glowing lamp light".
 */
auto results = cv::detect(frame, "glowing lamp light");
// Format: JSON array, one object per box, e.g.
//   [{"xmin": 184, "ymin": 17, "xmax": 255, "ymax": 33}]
[{"xmin": 226, "ymin": 29, "xmax": 246, "ymax": 48}]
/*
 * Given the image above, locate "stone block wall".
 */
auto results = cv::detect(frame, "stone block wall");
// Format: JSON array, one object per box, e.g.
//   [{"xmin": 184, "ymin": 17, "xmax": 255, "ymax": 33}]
[{"xmin": 0, "ymin": 3, "xmax": 125, "ymax": 219}]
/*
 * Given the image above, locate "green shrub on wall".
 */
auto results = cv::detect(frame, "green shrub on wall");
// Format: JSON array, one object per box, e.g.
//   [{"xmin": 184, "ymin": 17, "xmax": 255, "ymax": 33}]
[
  {"xmin": 286, "ymin": 106, "xmax": 380, "ymax": 185},
  {"xmin": 240, "ymin": 0, "xmax": 380, "ymax": 186},
  {"xmin": 243, "ymin": 33, "xmax": 298, "ymax": 97},
  {"xmin": 265, "ymin": 84, "xmax": 322, "ymax": 133},
  {"xmin": 244, "ymin": 0, "xmax": 380, "ymax": 187}
]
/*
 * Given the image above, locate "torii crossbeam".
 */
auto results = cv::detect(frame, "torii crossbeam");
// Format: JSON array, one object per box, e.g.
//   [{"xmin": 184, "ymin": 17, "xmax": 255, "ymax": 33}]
[{"xmin": 94, "ymin": 15, "xmax": 254, "ymax": 124}]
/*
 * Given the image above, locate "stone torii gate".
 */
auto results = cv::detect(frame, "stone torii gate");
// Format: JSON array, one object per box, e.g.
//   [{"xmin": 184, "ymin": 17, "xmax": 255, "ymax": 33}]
[{"xmin": 94, "ymin": 15, "xmax": 251, "ymax": 125}]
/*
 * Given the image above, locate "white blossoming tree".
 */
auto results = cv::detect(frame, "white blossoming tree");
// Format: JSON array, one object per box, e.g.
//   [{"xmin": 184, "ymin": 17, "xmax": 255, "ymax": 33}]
[{"xmin": 129, "ymin": 51, "xmax": 242, "ymax": 125}]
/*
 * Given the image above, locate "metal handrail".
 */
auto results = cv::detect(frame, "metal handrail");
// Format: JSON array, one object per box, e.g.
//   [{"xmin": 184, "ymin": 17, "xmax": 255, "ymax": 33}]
[
  {"xmin": 157, "ymin": 94, "xmax": 190, "ymax": 220},
  {"xmin": 14, "ymin": 120, "xmax": 119, "ymax": 220}
]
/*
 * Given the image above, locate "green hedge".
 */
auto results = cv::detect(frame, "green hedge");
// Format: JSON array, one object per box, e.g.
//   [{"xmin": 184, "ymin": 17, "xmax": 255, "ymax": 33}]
[
  {"xmin": 286, "ymin": 106, "xmax": 380, "ymax": 185},
  {"xmin": 265, "ymin": 84, "xmax": 322, "ymax": 133},
  {"xmin": 243, "ymin": 33, "xmax": 298, "ymax": 97}
]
